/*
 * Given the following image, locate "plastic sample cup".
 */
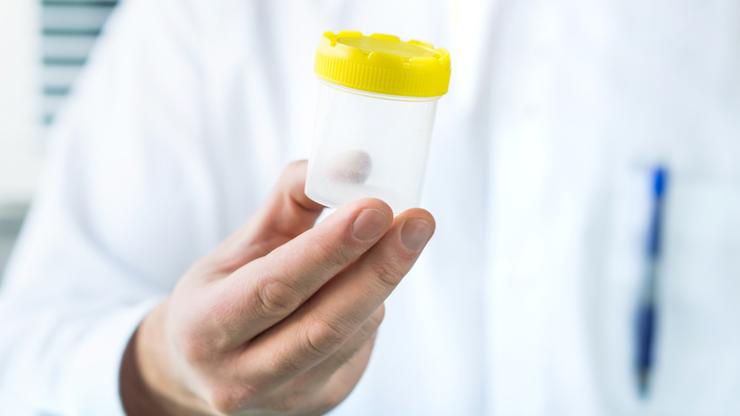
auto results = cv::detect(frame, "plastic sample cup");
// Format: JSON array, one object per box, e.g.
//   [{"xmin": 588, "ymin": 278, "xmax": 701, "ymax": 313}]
[{"xmin": 306, "ymin": 31, "xmax": 451, "ymax": 213}]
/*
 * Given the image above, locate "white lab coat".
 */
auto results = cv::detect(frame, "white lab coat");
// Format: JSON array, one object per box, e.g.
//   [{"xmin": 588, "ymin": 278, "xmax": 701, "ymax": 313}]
[{"xmin": 2, "ymin": 0, "xmax": 740, "ymax": 414}]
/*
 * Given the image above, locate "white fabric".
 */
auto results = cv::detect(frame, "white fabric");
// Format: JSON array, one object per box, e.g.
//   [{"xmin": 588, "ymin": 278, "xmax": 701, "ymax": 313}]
[{"xmin": 2, "ymin": 0, "xmax": 740, "ymax": 414}]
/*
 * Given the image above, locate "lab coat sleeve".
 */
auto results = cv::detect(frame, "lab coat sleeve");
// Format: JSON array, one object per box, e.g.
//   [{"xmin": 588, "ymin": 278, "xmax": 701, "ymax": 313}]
[{"xmin": 0, "ymin": 0, "xmax": 215, "ymax": 414}]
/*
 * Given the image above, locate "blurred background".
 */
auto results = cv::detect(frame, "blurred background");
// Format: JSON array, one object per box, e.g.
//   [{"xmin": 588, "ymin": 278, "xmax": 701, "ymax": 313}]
[
  {"xmin": 0, "ymin": 0, "xmax": 118, "ymax": 278},
  {"xmin": 2, "ymin": 2, "xmax": 740, "ymax": 414}
]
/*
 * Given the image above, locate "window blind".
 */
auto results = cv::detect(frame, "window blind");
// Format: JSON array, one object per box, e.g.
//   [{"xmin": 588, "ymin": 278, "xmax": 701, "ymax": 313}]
[{"xmin": 41, "ymin": 0, "xmax": 118, "ymax": 125}]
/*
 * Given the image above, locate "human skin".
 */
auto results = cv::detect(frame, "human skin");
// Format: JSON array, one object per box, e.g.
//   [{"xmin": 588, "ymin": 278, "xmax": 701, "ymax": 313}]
[{"xmin": 120, "ymin": 160, "xmax": 435, "ymax": 415}]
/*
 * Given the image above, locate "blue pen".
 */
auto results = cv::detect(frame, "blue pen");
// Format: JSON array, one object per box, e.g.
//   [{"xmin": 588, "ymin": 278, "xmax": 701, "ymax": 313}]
[{"xmin": 634, "ymin": 165, "xmax": 668, "ymax": 399}]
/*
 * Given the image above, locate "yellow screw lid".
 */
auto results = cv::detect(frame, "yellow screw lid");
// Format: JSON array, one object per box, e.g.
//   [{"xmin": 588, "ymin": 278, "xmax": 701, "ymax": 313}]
[{"xmin": 315, "ymin": 31, "xmax": 451, "ymax": 98}]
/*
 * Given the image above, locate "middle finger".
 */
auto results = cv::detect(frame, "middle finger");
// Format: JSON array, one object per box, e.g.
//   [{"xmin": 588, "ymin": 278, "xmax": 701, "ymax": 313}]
[{"xmin": 241, "ymin": 209, "xmax": 434, "ymax": 388}]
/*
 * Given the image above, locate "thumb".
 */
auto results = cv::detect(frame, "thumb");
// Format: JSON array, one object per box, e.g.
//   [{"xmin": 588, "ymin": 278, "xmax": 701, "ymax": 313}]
[{"xmin": 210, "ymin": 160, "xmax": 325, "ymax": 272}]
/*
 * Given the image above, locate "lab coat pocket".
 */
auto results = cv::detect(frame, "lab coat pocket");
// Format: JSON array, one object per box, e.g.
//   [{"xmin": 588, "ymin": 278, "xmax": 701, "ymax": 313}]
[{"xmin": 652, "ymin": 175, "xmax": 740, "ymax": 415}]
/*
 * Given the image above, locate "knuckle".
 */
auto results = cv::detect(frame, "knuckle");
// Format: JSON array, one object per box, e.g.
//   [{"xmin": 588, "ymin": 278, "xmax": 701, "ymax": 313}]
[
  {"xmin": 320, "ymin": 388, "xmax": 347, "ymax": 411},
  {"xmin": 368, "ymin": 257, "xmax": 406, "ymax": 289},
  {"xmin": 367, "ymin": 307, "xmax": 386, "ymax": 331},
  {"xmin": 208, "ymin": 386, "xmax": 251, "ymax": 415},
  {"xmin": 176, "ymin": 329, "xmax": 212, "ymax": 364},
  {"xmin": 314, "ymin": 238, "xmax": 355, "ymax": 272},
  {"xmin": 208, "ymin": 391, "xmax": 237, "ymax": 414},
  {"xmin": 304, "ymin": 318, "xmax": 347, "ymax": 357},
  {"xmin": 201, "ymin": 302, "xmax": 240, "ymax": 350},
  {"xmin": 270, "ymin": 352, "xmax": 304, "ymax": 379},
  {"xmin": 352, "ymin": 309, "xmax": 384, "ymax": 343},
  {"xmin": 255, "ymin": 276, "xmax": 302, "ymax": 318}
]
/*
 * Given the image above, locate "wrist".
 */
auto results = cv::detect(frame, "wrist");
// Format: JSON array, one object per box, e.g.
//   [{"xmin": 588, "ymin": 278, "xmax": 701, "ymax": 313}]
[
  {"xmin": 120, "ymin": 303, "xmax": 207, "ymax": 415},
  {"xmin": 120, "ymin": 322, "xmax": 172, "ymax": 415}
]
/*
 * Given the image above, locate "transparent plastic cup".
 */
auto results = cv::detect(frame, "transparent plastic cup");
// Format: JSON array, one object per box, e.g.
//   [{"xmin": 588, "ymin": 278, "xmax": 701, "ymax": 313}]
[
  {"xmin": 305, "ymin": 31, "xmax": 450, "ymax": 213},
  {"xmin": 306, "ymin": 82, "xmax": 439, "ymax": 212}
]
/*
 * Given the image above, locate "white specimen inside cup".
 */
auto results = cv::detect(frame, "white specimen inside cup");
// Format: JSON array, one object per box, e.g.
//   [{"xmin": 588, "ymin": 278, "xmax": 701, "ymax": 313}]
[
  {"xmin": 329, "ymin": 150, "xmax": 372, "ymax": 184},
  {"xmin": 306, "ymin": 81, "xmax": 440, "ymax": 212}
]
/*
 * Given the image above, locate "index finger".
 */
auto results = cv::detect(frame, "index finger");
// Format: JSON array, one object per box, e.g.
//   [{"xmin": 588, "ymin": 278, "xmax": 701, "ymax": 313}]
[
  {"xmin": 243, "ymin": 208, "xmax": 435, "ymax": 387},
  {"xmin": 206, "ymin": 160, "xmax": 325, "ymax": 273},
  {"xmin": 210, "ymin": 198, "xmax": 394, "ymax": 349}
]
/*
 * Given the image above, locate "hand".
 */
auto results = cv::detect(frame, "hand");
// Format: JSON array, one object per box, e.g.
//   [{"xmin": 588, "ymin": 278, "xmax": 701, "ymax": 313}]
[{"xmin": 120, "ymin": 161, "xmax": 436, "ymax": 415}]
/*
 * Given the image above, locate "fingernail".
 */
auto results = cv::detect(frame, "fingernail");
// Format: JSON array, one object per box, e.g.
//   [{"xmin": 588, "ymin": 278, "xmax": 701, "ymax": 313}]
[
  {"xmin": 352, "ymin": 209, "xmax": 387, "ymax": 241},
  {"xmin": 400, "ymin": 218, "xmax": 434, "ymax": 251}
]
